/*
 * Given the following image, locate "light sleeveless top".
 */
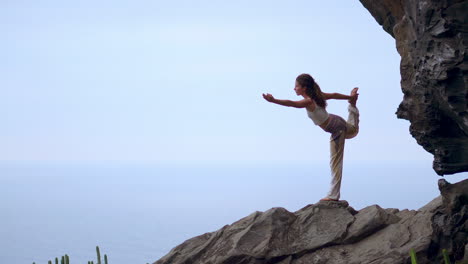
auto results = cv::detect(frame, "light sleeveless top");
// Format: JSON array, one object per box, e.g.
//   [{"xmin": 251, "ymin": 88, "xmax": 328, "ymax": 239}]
[{"xmin": 306, "ymin": 105, "xmax": 329, "ymax": 126}]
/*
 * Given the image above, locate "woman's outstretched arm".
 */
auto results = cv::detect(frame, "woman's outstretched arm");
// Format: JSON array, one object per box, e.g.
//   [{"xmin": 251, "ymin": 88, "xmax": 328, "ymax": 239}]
[{"xmin": 262, "ymin": 93, "xmax": 312, "ymax": 108}]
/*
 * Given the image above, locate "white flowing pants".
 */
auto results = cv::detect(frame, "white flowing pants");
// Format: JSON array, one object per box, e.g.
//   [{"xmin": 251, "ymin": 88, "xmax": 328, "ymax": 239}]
[{"xmin": 323, "ymin": 105, "xmax": 360, "ymax": 200}]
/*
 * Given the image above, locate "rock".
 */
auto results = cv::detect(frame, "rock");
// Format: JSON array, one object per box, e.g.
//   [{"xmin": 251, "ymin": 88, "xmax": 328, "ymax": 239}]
[
  {"xmin": 432, "ymin": 179, "xmax": 468, "ymax": 261},
  {"xmin": 291, "ymin": 202, "xmax": 354, "ymax": 253},
  {"xmin": 384, "ymin": 208, "xmax": 400, "ymax": 215},
  {"xmin": 155, "ymin": 203, "xmax": 355, "ymax": 264},
  {"xmin": 465, "ymin": 244, "xmax": 468, "ymax": 262},
  {"xmin": 359, "ymin": 0, "xmax": 468, "ymax": 175},
  {"xmin": 343, "ymin": 204, "xmax": 400, "ymax": 243},
  {"xmin": 438, "ymin": 178, "xmax": 468, "ymax": 214},
  {"xmin": 418, "ymin": 195, "xmax": 443, "ymax": 213},
  {"xmin": 153, "ymin": 179, "xmax": 468, "ymax": 264},
  {"xmin": 295, "ymin": 209, "xmax": 435, "ymax": 264}
]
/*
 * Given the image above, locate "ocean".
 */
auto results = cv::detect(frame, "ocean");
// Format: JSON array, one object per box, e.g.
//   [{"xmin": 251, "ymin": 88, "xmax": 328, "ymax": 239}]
[{"xmin": 1, "ymin": 161, "xmax": 466, "ymax": 264}]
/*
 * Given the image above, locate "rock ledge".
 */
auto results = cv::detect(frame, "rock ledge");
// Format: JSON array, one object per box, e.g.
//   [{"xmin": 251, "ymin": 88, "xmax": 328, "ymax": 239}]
[{"xmin": 153, "ymin": 179, "xmax": 468, "ymax": 264}]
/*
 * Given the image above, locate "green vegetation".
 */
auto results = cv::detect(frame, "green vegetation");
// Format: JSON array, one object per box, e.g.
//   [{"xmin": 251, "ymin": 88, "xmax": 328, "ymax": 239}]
[
  {"xmin": 410, "ymin": 248, "xmax": 468, "ymax": 264},
  {"xmin": 32, "ymin": 246, "xmax": 154, "ymax": 264},
  {"xmin": 410, "ymin": 249, "xmax": 418, "ymax": 264},
  {"xmin": 33, "ymin": 246, "xmax": 107, "ymax": 264},
  {"xmin": 443, "ymin": 249, "xmax": 451, "ymax": 264}
]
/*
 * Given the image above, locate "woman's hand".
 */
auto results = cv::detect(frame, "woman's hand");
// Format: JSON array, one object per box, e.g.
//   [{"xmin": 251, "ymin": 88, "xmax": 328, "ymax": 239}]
[{"xmin": 262, "ymin": 93, "xmax": 275, "ymax": 103}]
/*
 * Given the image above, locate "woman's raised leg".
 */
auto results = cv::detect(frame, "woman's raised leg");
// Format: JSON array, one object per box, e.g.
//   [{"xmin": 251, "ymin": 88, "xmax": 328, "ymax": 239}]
[{"xmin": 345, "ymin": 88, "xmax": 360, "ymax": 139}]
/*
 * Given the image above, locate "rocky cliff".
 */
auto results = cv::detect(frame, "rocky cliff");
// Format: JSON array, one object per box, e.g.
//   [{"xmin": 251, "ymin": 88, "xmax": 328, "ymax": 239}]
[
  {"xmin": 152, "ymin": 179, "xmax": 468, "ymax": 264},
  {"xmin": 359, "ymin": 0, "xmax": 468, "ymax": 175}
]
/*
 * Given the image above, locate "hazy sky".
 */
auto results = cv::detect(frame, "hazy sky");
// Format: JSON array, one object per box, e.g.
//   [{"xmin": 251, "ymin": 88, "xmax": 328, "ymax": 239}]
[
  {"xmin": 2, "ymin": 3, "xmax": 467, "ymax": 263},
  {"xmin": 2, "ymin": 0, "xmax": 436, "ymax": 164}
]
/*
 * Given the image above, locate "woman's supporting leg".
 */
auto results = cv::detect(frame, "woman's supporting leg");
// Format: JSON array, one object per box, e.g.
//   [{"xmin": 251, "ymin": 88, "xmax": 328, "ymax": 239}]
[{"xmin": 326, "ymin": 130, "xmax": 346, "ymax": 200}]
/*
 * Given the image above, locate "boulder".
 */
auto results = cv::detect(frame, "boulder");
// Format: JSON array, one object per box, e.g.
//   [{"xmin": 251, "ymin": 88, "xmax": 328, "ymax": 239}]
[{"xmin": 343, "ymin": 204, "xmax": 400, "ymax": 243}]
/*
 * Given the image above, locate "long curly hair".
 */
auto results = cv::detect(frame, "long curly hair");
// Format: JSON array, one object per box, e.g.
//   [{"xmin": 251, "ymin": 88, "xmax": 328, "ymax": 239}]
[{"xmin": 296, "ymin": 73, "xmax": 327, "ymax": 108}]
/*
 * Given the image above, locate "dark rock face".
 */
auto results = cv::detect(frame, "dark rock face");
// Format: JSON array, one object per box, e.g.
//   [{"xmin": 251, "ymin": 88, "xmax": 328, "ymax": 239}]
[
  {"xmin": 359, "ymin": 0, "xmax": 468, "ymax": 175},
  {"xmin": 153, "ymin": 179, "xmax": 468, "ymax": 264},
  {"xmin": 432, "ymin": 179, "xmax": 468, "ymax": 261}
]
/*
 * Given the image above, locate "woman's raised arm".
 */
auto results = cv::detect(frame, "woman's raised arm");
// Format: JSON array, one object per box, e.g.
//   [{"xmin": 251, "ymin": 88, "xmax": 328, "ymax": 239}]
[{"xmin": 322, "ymin": 92, "xmax": 353, "ymax": 100}]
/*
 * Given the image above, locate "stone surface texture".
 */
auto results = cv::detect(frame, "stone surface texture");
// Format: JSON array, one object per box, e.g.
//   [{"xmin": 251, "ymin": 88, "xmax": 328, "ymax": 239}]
[
  {"xmin": 359, "ymin": 0, "xmax": 468, "ymax": 175},
  {"xmin": 153, "ymin": 179, "xmax": 468, "ymax": 264}
]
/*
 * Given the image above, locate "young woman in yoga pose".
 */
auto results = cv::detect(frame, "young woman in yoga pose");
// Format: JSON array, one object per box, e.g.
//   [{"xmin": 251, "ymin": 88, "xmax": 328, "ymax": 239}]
[{"xmin": 262, "ymin": 73, "xmax": 359, "ymax": 201}]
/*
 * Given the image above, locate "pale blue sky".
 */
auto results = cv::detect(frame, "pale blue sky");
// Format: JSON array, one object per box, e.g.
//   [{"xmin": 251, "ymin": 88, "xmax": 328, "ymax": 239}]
[
  {"xmin": 2, "ymin": 0, "xmax": 433, "ymax": 164},
  {"xmin": 2, "ymin": 2, "xmax": 467, "ymax": 263}
]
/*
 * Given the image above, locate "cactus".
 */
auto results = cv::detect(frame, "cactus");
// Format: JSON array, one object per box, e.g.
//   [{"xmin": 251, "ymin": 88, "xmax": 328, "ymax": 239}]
[
  {"xmin": 34, "ymin": 245, "xmax": 110, "ymax": 264},
  {"xmin": 410, "ymin": 249, "xmax": 418, "ymax": 264},
  {"xmin": 96, "ymin": 246, "xmax": 102, "ymax": 264},
  {"xmin": 442, "ymin": 249, "xmax": 451, "ymax": 264}
]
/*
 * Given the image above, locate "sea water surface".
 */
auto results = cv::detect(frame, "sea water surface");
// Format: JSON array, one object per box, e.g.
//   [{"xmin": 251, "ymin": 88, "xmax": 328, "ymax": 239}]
[{"xmin": 1, "ymin": 161, "xmax": 466, "ymax": 264}]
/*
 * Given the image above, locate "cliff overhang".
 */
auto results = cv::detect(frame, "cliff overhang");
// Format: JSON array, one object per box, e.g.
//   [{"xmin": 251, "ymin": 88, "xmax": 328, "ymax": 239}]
[{"xmin": 359, "ymin": 0, "xmax": 468, "ymax": 175}]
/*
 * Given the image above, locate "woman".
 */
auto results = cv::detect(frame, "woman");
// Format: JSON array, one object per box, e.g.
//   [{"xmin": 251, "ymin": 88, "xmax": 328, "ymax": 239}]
[{"xmin": 262, "ymin": 73, "xmax": 359, "ymax": 201}]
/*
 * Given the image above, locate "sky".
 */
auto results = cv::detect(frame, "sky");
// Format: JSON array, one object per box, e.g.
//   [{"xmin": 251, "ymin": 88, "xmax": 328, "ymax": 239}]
[
  {"xmin": 1, "ymin": 0, "xmax": 440, "ymax": 165},
  {"xmin": 2, "ymin": 2, "xmax": 467, "ymax": 263}
]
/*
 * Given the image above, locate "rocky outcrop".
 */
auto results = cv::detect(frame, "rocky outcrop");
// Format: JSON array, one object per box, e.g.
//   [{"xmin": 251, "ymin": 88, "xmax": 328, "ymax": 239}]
[
  {"xmin": 358, "ymin": 0, "xmax": 468, "ymax": 175},
  {"xmin": 153, "ymin": 179, "xmax": 468, "ymax": 264}
]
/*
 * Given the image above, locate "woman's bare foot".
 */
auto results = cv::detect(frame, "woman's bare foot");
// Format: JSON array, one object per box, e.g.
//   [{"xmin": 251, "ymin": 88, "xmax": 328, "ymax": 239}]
[
  {"xmin": 320, "ymin": 198, "xmax": 339, "ymax": 201},
  {"xmin": 349, "ymin": 87, "xmax": 359, "ymax": 106}
]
